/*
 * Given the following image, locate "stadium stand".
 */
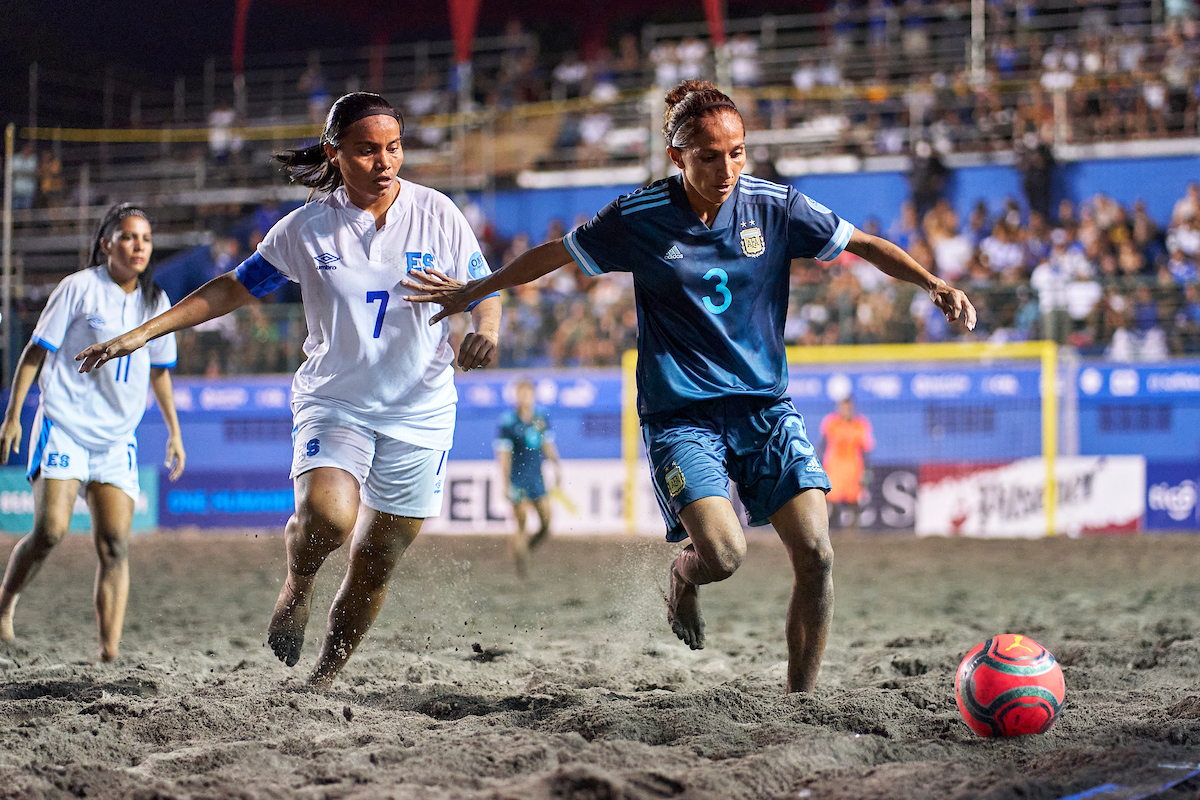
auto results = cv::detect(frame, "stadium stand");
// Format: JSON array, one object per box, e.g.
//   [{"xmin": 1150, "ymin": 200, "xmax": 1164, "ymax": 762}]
[{"xmin": 4, "ymin": 0, "xmax": 1199, "ymax": 375}]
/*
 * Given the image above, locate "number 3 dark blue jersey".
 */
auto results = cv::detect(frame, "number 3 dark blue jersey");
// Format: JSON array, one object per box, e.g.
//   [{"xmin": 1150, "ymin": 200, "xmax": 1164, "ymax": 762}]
[{"xmin": 563, "ymin": 174, "xmax": 854, "ymax": 419}]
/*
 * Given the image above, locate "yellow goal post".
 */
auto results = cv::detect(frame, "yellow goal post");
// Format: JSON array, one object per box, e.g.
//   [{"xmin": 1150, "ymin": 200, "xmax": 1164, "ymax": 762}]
[{"xmin": 621, "ymin": 341, "xmax": 1059, "ymax": 536}]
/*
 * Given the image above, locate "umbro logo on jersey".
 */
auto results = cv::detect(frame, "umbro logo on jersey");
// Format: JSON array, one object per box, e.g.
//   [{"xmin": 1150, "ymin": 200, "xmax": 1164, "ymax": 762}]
[
  {"xmin": 315, "ymin": 253, "xmax": 340, "ymax": 269},
  {"xmin": 664, "ymin": 246, "xmax": 684, "ymax": 260}
]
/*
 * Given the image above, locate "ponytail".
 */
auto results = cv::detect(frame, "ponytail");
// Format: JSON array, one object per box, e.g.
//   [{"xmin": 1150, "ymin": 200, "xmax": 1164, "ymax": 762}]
[
  {"xmin": 89, "ymin": 202, "xmax": 163, "ymax": 314},
  {"xmin": 273, "ymin": 92, "xmax": 404, "ymax": 194}
]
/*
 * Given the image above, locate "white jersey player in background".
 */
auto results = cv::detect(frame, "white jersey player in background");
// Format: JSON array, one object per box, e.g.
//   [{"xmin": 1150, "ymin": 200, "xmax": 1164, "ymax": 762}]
[
  {"xmin": 0, "ymin": 203, "xmax": 186, "ymax": 662},
  {"xmin": 78, "ymin": 93, "xmax": 502, "ymax": 690}
]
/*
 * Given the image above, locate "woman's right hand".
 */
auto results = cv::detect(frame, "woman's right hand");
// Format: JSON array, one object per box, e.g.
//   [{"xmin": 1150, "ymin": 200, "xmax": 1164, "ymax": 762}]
[
  {"xmin": 1, "ymin": 418, "xmax": 23, "ymax": 465},
  {"xmin": 76, "ymin": 330, "xmax": 149, "ymax": 374}
]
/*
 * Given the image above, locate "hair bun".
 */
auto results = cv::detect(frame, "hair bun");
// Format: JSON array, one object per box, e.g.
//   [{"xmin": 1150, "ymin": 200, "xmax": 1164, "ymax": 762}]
[{"xmin": 664, "ymin": 80, "xmax": 719, "ymax": 109}]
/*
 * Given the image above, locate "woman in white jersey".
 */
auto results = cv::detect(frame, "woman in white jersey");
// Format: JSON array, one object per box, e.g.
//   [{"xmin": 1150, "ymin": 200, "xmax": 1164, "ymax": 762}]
[
  {"xmin": 78, "ymin": 93, "xmax": 502, "ymax": 689},
  {"xmin": 0, "ymin": 203, "xmax": 186, "ymax": 661}
]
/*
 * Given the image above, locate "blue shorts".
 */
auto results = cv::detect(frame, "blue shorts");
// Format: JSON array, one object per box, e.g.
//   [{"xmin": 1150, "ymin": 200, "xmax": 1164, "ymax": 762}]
[
  {"xmin": 642, "ymin": 396, "xmax": 831, "ymax": 542},
  {"xmin": 509, "ymin": 474, "xmax": 547, "ymax": 504}
]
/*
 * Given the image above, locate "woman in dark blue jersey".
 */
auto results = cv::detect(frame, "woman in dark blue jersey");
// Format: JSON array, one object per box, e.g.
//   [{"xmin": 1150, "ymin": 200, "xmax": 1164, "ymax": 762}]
[{"xmin": 405, "ymin": 80, "xmax": 975, "ymax": 693}]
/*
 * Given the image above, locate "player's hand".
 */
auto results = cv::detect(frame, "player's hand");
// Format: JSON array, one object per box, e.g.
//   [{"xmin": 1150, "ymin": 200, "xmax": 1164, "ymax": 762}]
[
  {"xmin": 929, "ymin": 280, "xmax": 977, "ymax": 331},
  {"xmin": 76, "ymin": 330, "xmax": 150, "ymax": 373},
  {"xmin": 458, "ymin": 330, "xmax": 496, "ymax": 371},
  {"xmin": 401, "ymin": 269, "xmax": 478, "ymax": 325},
  {"xmin": 165, "ymin": 434, "xmax": 186, "ymax": 482},
  {"xmin": 0, "ymin": 418, "xmax": 22, "ymax": 465}
]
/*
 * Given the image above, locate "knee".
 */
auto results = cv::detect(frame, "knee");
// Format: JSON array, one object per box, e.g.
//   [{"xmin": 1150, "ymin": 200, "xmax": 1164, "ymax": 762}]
[
  {"xmin": 29, "ymin": 521, "xmax": 68, "ymax": 554},
  {"xmin": 793, "ymin": 537, "xmax": 834, "ymax": 579},
  {"xmin": 294, "ymin": 500, "xmax": 356, "ymax": 546},
  {"xmin": 706, "ymin": 538, "xmax": 747, "ymax": 581},
  {"xmin": 95, "ymin": 533, "xmax": 129, "ymax": 566}
]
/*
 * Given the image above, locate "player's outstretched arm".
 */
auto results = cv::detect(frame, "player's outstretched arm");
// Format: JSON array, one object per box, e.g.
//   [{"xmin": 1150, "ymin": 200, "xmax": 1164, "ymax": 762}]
[
  {"xmin": 402, "ymin": 240, "xmax": 574, "ymax": 324},
  {"xmin": 77, "ymin": 273, "xmax": 255, "ymax": 373},
  {"xmin": 844, "ymin": 229, "xmax": 977, "ymax": 331},
  {"xmin": 0, "ymin": 342, "xmax": 48, "ymax": 463}
]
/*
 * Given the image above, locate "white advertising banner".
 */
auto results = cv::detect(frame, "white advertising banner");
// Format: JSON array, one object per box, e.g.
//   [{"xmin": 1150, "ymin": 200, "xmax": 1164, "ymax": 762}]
[
  {"xmin": 916, "ymin": 456, "xmax": 1146, "ymax": 538},
  {"xmin": 422, "ymin": 459, "xmax": 664, "ymax": 536}
]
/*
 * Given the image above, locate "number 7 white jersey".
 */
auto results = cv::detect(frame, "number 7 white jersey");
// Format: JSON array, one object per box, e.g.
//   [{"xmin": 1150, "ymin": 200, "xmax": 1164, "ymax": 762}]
[{"xmin": 236, "ymin": 182, "xmax": 494, "ymax": 450}]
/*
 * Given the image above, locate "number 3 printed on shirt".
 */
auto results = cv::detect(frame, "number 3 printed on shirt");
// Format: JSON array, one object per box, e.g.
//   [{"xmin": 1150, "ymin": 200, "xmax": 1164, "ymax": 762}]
[
  {"xmin": 366, "ymin": 291, "xmax": 389, "ymax": 338},
  {"xmin": 702, "ymin": 268, "xmax": 732, "ymax": 315}
]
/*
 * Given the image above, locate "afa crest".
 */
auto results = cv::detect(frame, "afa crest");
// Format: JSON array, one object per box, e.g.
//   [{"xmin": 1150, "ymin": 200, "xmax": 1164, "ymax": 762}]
[
  {"xmin": 665, "ymin": 464, "xmax": 686, "ymax": 498},
  {"xmin": 740, "ymin": 225, "xmax": 765, "ymax": 258}
]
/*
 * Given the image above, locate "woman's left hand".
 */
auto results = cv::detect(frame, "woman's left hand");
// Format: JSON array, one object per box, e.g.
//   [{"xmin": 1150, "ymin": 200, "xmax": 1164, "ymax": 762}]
[
  {"xmin": 165, "ymin": 434, "xmax": 186, "ymax": 481},
  {"xmin": 458, "ymin": 331, "xmax": 497, "ymax": 371},
  {"xmin": 930, "ymin": 281, "xmax": 978, "ymax": 331}
]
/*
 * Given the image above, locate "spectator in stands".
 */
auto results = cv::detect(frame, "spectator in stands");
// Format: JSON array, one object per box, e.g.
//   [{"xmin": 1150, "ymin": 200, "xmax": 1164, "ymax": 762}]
[
  {"xmin": 208, "ymin": 101, "xmax": 239, "ymax": 165},
  {"xmin": 10, "ymin": 142, "xmax": 37, "ymax": 211},
  {"xmin": 551, "ymin": 52, "xmax": 589, "ymax": 101},
  {"xmin": 728, "ymin": 35, "xmax": 761, "ymax": 88},
  {"xmin": 908, "ymin": 140, "xmax": 949, "ymax": 219},
  {"xmin": 406, "ymin": 74, "xmax": 446, "ymax": 146},
  {"xmin": 676, "ymin": 38, "xmax": 708, "ymax": 81},
  {"xmin": 298, "ymin": 63, "xmax": 333, "ymax": 124},
  {"xmin": 1017, "ymin": 132, "xmax": 1056, "ymax": 220},
  {"xmin": 35, "ymin": 150, "xmax": 63, "ymax": 210}
]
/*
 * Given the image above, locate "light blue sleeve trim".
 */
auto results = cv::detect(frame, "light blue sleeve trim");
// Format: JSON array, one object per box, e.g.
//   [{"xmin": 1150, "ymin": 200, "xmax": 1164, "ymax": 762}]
[
  {"xmin": 494, "ymin": 439, "xmax": 514, "ymax": 452},
  {"xmin": 467, "ymin": 292, "xmax": 500, "ymax": 311},
  {"xmin": 234, "ymin": 252, "xmax": 290, "ymax": 298},
  {"xmin": 816, "ymin": 219, "xmax": 855, "ymax": 261},
  {"xmin": 563, "ymin": 231, "xmax": 603, "ymax": 277},
  {"xmin": 150, "ymin": 360, "xmax": 177, "ymax": 369},
  {"xmin": 31, "ymin": 336, "xmax": 59, "ymax": 353}
]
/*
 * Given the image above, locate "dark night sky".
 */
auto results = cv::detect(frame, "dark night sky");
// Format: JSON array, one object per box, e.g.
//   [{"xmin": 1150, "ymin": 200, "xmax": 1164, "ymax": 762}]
[{"xmin": 0, "ymin": 0, "xmax": 813, "ymax": 122}]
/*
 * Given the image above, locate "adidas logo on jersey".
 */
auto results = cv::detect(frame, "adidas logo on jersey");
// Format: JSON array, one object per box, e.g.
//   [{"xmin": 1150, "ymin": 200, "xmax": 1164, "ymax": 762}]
[
  {"xmin": 805, "ymin": 460, "xmax": 825, "ymax": 473},
  {"xmin": 664, "ymin": 246, "xmax": 683, "ymax": 260}
]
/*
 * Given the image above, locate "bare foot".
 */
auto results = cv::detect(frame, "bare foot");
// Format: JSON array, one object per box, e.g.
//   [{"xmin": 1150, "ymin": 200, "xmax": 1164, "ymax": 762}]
[
  {"xmin": 306, "ymin": 671, "xmax": 335, "ymax": 692},
  {"xmin": 666, "ymin": 564, "xmax": 705, "ymax": 650},
  {"xmin": 267, "ymin": 576, "xmax": 310, "ymax": 667},
  {"xmin": 99, "ymin": 646, "xmax": 118, "ymax": 663},
  {"xmin": 0, "ymin": 612, "xmax": 14, "ymax": 642}
]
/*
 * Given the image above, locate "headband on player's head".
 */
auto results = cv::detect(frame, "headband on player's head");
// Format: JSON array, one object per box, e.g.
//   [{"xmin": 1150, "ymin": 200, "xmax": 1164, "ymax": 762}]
[
  {"xmin": 329, "ymin": 106, "xmax": 405, "ymax": 141},
  {"xmin": 668, "ymin": 100, "xmax": 738, "ymax": 147}
]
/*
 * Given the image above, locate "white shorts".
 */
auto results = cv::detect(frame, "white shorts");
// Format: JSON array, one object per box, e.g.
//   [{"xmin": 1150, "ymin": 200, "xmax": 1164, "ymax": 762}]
[
  {"xmin": 27, "ymin": 409, "xmax": 140, "ymax": 502},
  {"xmin": 290, "ymin": 403, "xmax": 447, "ymax": 518}
]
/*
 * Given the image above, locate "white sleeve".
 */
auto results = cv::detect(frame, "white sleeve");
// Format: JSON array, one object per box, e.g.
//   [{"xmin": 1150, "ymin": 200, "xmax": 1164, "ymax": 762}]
[
  {"xmin": 255, "ymin": 210, "xmax": 303, "ymax": 281},
  {"xmin": 147, "ymin": 293, "xmax": 178, "ymax": 368},
  {"xmin": 30, "ymin": 278, "xmax": 78, "ymax": 352},
  {"xmin": 444, "ymin": 204, "xmax": 491, "ymax": 283}
]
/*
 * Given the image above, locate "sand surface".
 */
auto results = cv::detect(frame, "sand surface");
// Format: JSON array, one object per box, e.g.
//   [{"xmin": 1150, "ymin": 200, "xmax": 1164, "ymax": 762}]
[{"xmin": 2, "ymin": 531, "xmax": 1200, "ymax": 799}]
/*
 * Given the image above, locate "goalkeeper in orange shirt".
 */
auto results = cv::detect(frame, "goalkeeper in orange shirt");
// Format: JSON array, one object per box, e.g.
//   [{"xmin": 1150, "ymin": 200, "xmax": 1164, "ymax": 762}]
[{"xmin": 817, "ymin": 397, "xmax": 874, "ymax": 536}]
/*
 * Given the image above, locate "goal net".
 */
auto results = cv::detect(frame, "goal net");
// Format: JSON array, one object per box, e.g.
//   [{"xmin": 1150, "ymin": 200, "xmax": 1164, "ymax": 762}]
[{"xmin": 617, "ymin": 342, "xmax": 1147, "ymax": 538}]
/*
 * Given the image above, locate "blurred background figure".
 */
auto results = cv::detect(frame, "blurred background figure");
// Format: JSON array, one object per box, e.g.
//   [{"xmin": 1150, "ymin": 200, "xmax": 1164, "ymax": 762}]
[
  {"xmin": 818, "ymin": 397, "xmax": 875, "ymax": 537},
  {"xmin": 495, "ymin": 380, "xmax": 561, "ymax": 578}
]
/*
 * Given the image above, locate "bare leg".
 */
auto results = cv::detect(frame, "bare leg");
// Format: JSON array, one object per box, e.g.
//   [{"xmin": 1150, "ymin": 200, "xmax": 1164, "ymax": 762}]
[
  {"xmin": 308, "ymin": 509, "xmax": 421, "ymax": 689},
  {"xmin": 86, "ymin": 483, "xmax": 135, "ymax": 662},
  {"xmin": 268, "ymin": 468, "xmax": 360, "ymax": 667},
  {"xmin": 668, "ymin": 496, "xmax": 747, "ymax": 650},
  {"xmin": 510, "ymin": 500, "xmax": 530, "ymax": 578},
  {"xmin": 528, "ymin": 496, "xmax": 552, "ymax": 551},
  {"xmin": 769, "ymin": 489, "xmax": 834, "ymax": 693},
  {"xmin": 0, "ymin": 478, "xmax": 79, "ymax": 640}
]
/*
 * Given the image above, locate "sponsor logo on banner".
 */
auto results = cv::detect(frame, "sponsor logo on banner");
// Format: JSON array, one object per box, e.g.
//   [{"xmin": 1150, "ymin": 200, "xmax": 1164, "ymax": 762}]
[
  {"xmin": 0, "ymin": 466, "xmax": 157, "ymax": 532},
  {"xmin": 911, "ymin": 374, "xmax": 972, "ymax": 398},
  {"xmin": 159, "ymin": 470, "xmax": 294, "ymax": 529},
  {"xmin": 422, "ymin": 459, "xmax": 664, "ymax": 536},
  {"xmin": 1110, "ymin": 369, "xmax": 1139, "ymax": 396},
  {"xmin": 1144, "ymin": 462, "xmax": 1200, "ymax": 531},
  {"xmin": 915, "ymin": 456, "xmax": 1146, "ymax": 537},
  {"xmin": 826, "ymin": 464, "xmax": 918, "ymax": 533}
]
